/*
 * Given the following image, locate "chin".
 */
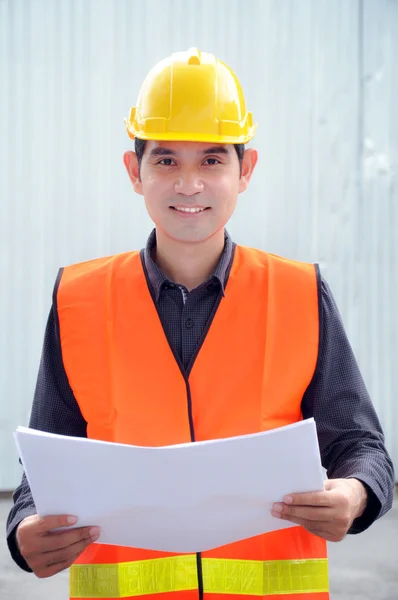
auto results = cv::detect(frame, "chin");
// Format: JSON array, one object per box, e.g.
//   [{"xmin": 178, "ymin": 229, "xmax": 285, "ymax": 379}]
[{"xmin": 165, "ymin": 228, "xmax": 217, "ymax": 244}]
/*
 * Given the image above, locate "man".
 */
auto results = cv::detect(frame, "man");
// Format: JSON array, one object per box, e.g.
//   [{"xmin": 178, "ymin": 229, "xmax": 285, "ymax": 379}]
[{"xmin": 7, "ymin": 48, "xmax": 394, "ymax": 600}]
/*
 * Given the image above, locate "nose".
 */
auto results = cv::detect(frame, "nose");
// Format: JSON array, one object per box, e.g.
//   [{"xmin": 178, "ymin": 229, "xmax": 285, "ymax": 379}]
[{"xmin": 174, "ymin": 172, "xmax": 204, "ymax": 196}]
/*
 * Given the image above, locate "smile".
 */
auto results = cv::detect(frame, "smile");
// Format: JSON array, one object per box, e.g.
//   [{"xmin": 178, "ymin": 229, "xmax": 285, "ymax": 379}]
[{"xmin": 171, "ymin": 206, "xmax": 209, "ymax": 214}]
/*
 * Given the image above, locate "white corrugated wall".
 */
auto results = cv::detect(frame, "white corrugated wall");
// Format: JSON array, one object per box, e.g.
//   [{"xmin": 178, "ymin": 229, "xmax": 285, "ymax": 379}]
[{"xmin": 0, "ymin": 0, "xmax": 397, "ymax": 489}]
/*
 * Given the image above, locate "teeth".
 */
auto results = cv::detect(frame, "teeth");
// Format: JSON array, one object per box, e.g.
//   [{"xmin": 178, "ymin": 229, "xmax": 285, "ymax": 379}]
[{"xmin": 175, "ymin": 207, "xmax": 205, "ymax": 213}]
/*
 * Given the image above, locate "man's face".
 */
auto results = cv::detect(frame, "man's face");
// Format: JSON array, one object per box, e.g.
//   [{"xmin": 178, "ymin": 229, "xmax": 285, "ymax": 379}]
[{"xmin": 124, "ymin": 141, "xmax": 257, "ymax": 244}]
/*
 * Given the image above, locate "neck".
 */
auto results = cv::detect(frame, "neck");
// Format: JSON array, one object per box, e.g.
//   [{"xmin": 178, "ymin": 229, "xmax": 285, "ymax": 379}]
[{"xmin": 154, "ymin": 229, "xmax": 225, "ymax": 291}]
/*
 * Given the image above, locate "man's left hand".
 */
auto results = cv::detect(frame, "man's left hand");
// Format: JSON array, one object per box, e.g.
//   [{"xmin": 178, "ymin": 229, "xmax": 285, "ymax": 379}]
[{"xmin": 271, "ymin": 478, "xmax": 368, "ymax": 542}]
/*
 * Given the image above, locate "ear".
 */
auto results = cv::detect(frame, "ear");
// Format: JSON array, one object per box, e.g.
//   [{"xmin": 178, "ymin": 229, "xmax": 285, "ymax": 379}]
[
  {"xmin": 123, "ymin": 151, "xmax": 143, "ymax": 195},
  {"xmin": 238, "ymin": 148, "xmax": 258, "ymax": 193}
]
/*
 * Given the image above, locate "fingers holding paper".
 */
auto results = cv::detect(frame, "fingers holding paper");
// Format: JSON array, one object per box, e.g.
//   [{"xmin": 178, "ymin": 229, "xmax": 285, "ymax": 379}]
[
  {"xmin": 271, "ymin": 478, "xmax": 368, "ymax": 542},
  {"xmin": 16, "ymin": 514, "xmax": 100, "ymax": 578}
]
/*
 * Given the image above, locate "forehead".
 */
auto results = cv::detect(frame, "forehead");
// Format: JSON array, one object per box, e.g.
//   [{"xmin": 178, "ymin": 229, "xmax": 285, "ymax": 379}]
[{"xmin": 144, "ymin": 140, "xmax": 234, "ymax": 157}]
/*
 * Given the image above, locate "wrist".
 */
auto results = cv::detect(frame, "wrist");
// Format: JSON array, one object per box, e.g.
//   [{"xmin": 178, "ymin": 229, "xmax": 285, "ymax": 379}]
[{"xmin": 348, "ymin": 478, "xmax": 368, "ymax": 519}]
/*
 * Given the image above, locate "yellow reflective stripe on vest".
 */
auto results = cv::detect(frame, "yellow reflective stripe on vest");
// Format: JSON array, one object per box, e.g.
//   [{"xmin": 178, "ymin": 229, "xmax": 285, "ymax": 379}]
[
  {"xmin": 203, "ymin": 558, "xmax": 328, "ymax": 596},
  {"xmin": 70, "ymin": 554, "xmax": 198, "ymax": 598},
  {"xmin": 70, "ymin": 556, "xmax": 329, "ymax": 597}
]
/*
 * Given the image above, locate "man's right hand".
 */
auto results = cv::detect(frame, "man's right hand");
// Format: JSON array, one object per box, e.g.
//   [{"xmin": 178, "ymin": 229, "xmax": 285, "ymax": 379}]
[{"xmin": 16, "ymin": 514, "xmax": 100, "ymax": 578}]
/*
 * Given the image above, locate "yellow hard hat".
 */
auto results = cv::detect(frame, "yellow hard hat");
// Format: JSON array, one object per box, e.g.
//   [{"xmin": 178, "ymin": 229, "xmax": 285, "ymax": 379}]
[{"xmin": 125, "ymin": 48, "xmax": 256, "ymax": 144}]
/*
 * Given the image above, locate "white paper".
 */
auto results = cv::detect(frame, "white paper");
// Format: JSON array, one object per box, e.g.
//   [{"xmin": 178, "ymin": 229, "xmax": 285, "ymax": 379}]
[{"xmin": 14, "ymin": 419, "xmax": 324, "ymax": 553}]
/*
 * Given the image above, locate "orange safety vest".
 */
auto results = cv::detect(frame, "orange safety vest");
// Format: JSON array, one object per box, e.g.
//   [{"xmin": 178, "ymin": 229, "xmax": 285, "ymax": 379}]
[{"xmin": 56, "ymin": 245, "xmax": 329, "ymax": 600}]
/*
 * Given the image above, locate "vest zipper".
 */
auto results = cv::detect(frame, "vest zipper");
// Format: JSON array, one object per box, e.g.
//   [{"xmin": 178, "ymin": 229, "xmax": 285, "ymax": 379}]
[
  {"xmin": 183, "ymin": 290, "xmax": 227, "ymax": 600},
  {"xmin": 185, "ymin": 381, "xmax": 203, "ymax": 600}
]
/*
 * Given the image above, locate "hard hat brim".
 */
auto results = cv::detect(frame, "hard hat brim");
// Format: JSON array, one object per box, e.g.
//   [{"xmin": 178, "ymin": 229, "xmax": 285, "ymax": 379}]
[{"xmin": 126, "ymin": 126, "xmax": 257, "ymax": 145}]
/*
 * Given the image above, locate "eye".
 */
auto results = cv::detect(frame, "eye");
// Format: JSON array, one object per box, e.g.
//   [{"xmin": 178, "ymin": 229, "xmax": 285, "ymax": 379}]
[
  {"xmin": 158, "ymin": 158, "xmax": 175, "ymax": 166},
  {"xmin": 203, "ymin": 158, "xmax": 221, "ymax": 166}
]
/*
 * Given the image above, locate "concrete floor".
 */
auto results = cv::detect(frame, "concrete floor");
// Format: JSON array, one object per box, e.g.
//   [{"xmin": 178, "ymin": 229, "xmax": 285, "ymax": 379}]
[{"xmin": 0, "ymin": 496, "xmax": 397, "ymax": 600}]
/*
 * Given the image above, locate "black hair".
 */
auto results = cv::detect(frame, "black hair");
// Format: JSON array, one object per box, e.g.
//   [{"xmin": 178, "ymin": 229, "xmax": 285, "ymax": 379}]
[{"xmin": 135, "ymin": 138, "xmax": 244, "ymax": 176}]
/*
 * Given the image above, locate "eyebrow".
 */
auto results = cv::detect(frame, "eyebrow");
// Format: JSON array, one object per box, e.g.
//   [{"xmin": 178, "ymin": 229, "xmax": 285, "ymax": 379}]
[
  {"xmin": 203, "ymin": 146, "xmax": 230, "ymax": 155},
  {"xmin": 149, "ymin": 145, "xmax": 230, "ymax": 157},
  {"xmin": 149, "ymin": 147, "xmax": 175, "ymax": 157}
]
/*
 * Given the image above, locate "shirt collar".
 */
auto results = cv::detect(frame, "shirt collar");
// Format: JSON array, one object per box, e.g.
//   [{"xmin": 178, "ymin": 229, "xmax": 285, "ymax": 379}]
[{"xmin": 143, "ymin": 229, "xmax": 234, "ymax": 302}]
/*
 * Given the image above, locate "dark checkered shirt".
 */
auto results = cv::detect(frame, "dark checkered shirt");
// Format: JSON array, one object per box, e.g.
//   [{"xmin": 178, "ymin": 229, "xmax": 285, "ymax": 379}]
[{"xmin": 6, "ymin": 230, "xmax": 395, "ymax": 571}]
